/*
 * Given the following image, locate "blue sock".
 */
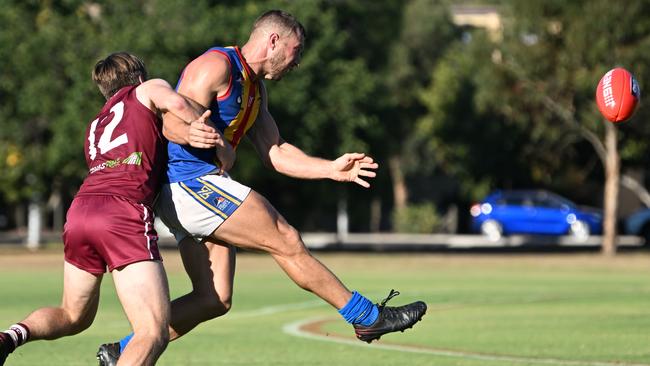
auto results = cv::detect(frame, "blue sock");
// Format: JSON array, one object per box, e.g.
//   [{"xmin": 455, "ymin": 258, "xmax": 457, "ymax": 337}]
[
  {"xmin": 119, "ymin": 333, "xmax": 134, "ymax": 353},
  {"xmin": 338, "ymin": 291, "xmax": 379, "ymax": 326}
]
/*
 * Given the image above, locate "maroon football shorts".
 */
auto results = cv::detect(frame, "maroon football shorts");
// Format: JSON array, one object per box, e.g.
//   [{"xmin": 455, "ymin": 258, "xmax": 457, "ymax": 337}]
[{"xmin": 63, "ymin": 195, "xmax": 162, "ymax": 274}]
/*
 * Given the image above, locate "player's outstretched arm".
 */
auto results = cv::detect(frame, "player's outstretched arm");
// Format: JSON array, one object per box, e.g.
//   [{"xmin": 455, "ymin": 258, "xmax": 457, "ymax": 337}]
[
  {"xmin": 247, "ymin": 84, "xmax": 378, "ymax": 188},
  {"xmin": 136, "ymin": 78, "xmax": 218, "ymax": 148}
]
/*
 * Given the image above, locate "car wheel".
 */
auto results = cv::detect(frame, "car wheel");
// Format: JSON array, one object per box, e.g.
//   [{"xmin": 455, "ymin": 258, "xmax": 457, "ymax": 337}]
[
  {"xmin": 569, "ymin": 220, "xmax": 590, "ymax": 241},
  {"xmin": 481, "ymin": 220, "xmax": 503, "ymax": 241}
]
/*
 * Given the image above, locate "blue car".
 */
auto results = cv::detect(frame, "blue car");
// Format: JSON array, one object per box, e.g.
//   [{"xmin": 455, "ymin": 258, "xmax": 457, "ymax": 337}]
[{"xmin": 470, "ymin": 190, "xmax": 603, "ymax": 241}]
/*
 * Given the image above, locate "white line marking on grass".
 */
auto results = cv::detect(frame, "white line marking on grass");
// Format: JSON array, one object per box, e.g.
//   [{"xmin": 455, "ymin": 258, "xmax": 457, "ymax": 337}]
[
  {"xmin": 227, "ymin": 300, "xmax": 325, "ymax": 319},
  {"xmin": 226, "ymin": 292, "xmax": 389, "ymax": 320},
  {"xmin": 283, "ymin": 317, "xmax": 650, "ymax": 366}
]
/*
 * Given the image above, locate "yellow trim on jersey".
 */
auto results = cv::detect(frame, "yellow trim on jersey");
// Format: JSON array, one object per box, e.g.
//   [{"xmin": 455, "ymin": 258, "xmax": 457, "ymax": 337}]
[{"xmin": 222, "ymin": 51, "xmax": 261, "ymax": 148}]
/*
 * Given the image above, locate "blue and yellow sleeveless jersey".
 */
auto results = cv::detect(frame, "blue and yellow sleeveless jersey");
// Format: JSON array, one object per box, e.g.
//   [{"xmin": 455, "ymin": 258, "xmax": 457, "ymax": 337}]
[{"xmin": 167, "ymin": 46, "xmax": 262, "ymax": 183}]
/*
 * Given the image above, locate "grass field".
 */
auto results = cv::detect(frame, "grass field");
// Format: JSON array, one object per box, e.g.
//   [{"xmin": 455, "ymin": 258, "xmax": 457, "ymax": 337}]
[{"xmin": 1, "ymin": 246, "xmax": 649, "ymax": 365}]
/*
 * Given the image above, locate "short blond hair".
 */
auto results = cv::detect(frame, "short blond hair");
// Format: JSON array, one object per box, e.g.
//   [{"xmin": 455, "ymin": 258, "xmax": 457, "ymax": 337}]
[
  {"xmin": 251, "ymin": 10, "xmax": 306, "ymax": 41},
  {"xmin": 92, "ymin": 52, "xmax": 148, "ymax": 99}
]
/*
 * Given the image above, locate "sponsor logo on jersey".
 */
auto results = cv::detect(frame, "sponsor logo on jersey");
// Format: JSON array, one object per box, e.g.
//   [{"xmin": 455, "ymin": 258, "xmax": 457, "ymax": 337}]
[
  {"xmin": 89, "ymin": 152, "xmax": 142, "ymax": 174},
  {"xmin": 215, "ymin": 196, "xmax": 231, "ymax": 211},
  {"xmin": 196, "ymin": 185, "xmax": 233, "ymax": 211},
  {"xmin": 122, "ymin": 151, "xmax": 142, "ymax": 165},
  {"xmin": 198, "ymin": 184, "xmax": 213, "ymax": 200}
]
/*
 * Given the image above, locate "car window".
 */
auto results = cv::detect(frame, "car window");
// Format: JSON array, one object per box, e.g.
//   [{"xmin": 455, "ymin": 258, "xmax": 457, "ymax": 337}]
[
  {"xmin": 533, "ymin": 196, "xmax": 556, "ymax": 208},
  {"xmin": 494, "ymin": 191, "xmax": 575, "ymax": 209},
  {"xmin": 501, "ymin": 197, "xmax": 523, "ymax": 205},
  {"xmin": 499, "ymin": 195, "xmax": 531, "ymax": 207},
  {"xmin": 494, "ymin": 197, "xmax": 508, "ymax": 206},
  {"xmin": 532, "ymin": 193, "xmax": 572, "ymax": 209}
]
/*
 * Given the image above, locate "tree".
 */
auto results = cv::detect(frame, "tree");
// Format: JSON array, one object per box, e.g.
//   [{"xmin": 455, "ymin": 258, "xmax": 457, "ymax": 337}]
[
  {"xmin": 371, "ymin": 0, "xmax": 461, "ymax": 231},
  {"xmin": 497, "ymin": 0, "xmax": 650, "ymax": 254},
  {"xmin": 0, "ymin": 1, "xmax": 106, "ymax": 243},
  {"xmin": 0, "ymin": 0, "xmax": 396, "ymax": 235},
  {"xmin": 417, "ymin": 0, "xmax": 650, "ymax": 252}
]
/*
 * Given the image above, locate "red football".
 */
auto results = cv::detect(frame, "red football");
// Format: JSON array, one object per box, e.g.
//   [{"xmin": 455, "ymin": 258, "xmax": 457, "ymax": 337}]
[{"xmin": 596, "ymin": 67, "xmax": 641, "ymax": 123}]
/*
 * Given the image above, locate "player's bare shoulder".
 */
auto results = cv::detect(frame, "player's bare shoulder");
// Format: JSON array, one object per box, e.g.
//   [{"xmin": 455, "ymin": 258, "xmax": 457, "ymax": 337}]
[{"xmin": 180, "ymin": 52, "xmax": 231, "ymax": 98}]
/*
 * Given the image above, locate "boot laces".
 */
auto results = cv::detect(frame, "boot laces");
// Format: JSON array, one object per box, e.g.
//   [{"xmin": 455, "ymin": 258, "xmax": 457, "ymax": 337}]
[{"xmin": 379, "ymin": 289, "xmax": 400, "ymax": 309}]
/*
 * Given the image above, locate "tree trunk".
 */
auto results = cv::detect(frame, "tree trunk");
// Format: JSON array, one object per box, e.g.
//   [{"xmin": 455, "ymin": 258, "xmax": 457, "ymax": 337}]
[
  {"xmin": 369, "ymin": 197, "xmax": 382, "ymax": 232},
  {"xmin": 602, "ymin": 122, "xmax": 619, "ymax": 256},
  {"xmin": 15, "ymin": 203, "xmax": 26, "ymax": 230},
  {"xmin": 48, "ymin": 188, "xmax": 64, "ymax": 231},
  {"xmin": 388, "ymin": 155, "xmax": 408, "ymax": 211}
]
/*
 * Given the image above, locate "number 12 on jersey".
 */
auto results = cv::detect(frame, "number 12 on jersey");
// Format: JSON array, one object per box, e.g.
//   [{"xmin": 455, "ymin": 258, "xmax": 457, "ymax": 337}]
[{"xmin": 88, "ymin": 101, "xmax": 129, "ymax": 160}]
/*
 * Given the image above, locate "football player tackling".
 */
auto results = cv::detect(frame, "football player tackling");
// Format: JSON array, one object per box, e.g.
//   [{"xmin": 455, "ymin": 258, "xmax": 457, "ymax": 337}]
[{"xmin": 0, "ymin": 52, "xmax": 226, "ymax": 366}]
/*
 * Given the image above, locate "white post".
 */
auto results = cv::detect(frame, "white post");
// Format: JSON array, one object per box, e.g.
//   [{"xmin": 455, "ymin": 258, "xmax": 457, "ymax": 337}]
[
  {"xmin": 26, "ymin": 201, "xmax": 42, "ymax": 249},
  {"xmin": 337, "ymin": 195, "xmax": 349, "ymax": 242}
]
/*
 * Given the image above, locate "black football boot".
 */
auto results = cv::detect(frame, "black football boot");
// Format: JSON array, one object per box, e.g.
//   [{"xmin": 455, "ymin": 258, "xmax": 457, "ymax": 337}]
[
  {"xmin": 0, "ymin": 332, "xmax": 15, "ymax": 366},
  {"xmin": 353, "ymin": 289, "xmax": 427, "ymax": 343},
  {"xmin": 96, "ymin": 342, "xmax": 121, "ymax": 366}
]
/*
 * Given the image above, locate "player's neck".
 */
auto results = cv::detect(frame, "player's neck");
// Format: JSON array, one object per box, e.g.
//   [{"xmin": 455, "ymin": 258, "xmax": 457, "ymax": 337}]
[{"xmin": 240, "ymin": 42, "xmax": 267, "ymax": 79}]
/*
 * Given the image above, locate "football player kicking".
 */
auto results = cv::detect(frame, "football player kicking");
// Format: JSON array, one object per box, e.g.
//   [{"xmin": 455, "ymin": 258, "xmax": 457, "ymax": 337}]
[{"xmin": 98, "ymin": 10, "xmax": 426, "ymax": 365}]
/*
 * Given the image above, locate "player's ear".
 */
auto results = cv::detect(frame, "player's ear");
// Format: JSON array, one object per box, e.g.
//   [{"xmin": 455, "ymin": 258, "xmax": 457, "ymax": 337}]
[{"xmin": 269, "ymin": 32, "xmax": 279, "ymax": 50}]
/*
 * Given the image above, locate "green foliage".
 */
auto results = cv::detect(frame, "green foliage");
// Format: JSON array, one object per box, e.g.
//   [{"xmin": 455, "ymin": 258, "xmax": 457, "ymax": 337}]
[
  {"xmin": 4, "ymin": 0, "xmax": 650, "ymax": 231},
  {"xmin": 494, "ymin": 0, "xmax": 650, "ymax": 198},
  {"xmin": 0, "ymin": 0, "xmax": 397, "ymax": 231},
  {"xmin": 229, "ymin": 1, "xmax": 390, "ymax": 229},
  {"xmin": 378, "ymin": 0, "xmax": 459, "ymax": 161},
  {"xmin": 0, "ymin": 1, "xmax": 96, "ymax": 201},
  {"xmin": 415, "ymin": 35, "xmax": 537, "ymax": 199},
  {"xmin": 263, "ymin": 3, "xmax": 378, "ymax": 158},
  {"xmin": 386, "ymin": 0, "xmax": 460, "ymax": 108},
  {"xmin": 416, "ymin": 0, "xmax": 650, "ymax": 205},
  {"xmin": 392, "ymin": 202, "xmax": 442, "ymax": 233}
]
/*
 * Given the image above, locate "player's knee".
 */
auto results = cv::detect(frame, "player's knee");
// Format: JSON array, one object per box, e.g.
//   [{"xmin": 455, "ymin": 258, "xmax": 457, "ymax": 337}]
[
  {"xmin": 132, "ymin": 311, "xmax": 170, "ymax": 342},
  {"xmin": 67, "ymin": 318, "xmax": 93, "ymax": 334},
  {"xmin": 284, "ymin": 225, "xmax": 302, "ymax": 245},
  {"xmin": 157, "ymin": 328, "xmax": 170, "ymax": 350},
  {"xmin": 276, "ymin": 224, "xmax": 307, "ymax": 257},
  {"xmin": 220, "ymin": 296, "xmax": 233, "ymax": 314},
  {"xmin": 64, "ymin": 308, "xmax": 95, "ymax": 334},
  {"xmin": 136, "ymin": 325, "xmax": 170, "ymax": 351},
  {"xmin": 148, "ymin": 331, "xmax": 169, "ymax": 353},
  {"xmin": 199, "ymin": 293, "xmax": 232, "ymax": 318}
]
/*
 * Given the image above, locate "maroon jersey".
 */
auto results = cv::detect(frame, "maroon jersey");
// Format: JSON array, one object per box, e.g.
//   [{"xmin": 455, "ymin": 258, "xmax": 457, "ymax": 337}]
[{"xmin": 76, "ymin": 85, "xmax": 165, "ymax": 207}]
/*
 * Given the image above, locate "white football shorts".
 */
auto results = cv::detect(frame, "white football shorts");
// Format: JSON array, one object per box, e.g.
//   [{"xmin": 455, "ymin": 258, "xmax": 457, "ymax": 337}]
[{"xmin": 155, "ymin": 173, "xmax": 251, "ymax": 242}]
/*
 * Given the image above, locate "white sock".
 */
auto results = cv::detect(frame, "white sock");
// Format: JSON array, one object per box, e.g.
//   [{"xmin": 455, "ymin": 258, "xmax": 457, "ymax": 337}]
[{"xmin": 4, "ymin": 324, "xmax": 29, "ymax": 347}]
